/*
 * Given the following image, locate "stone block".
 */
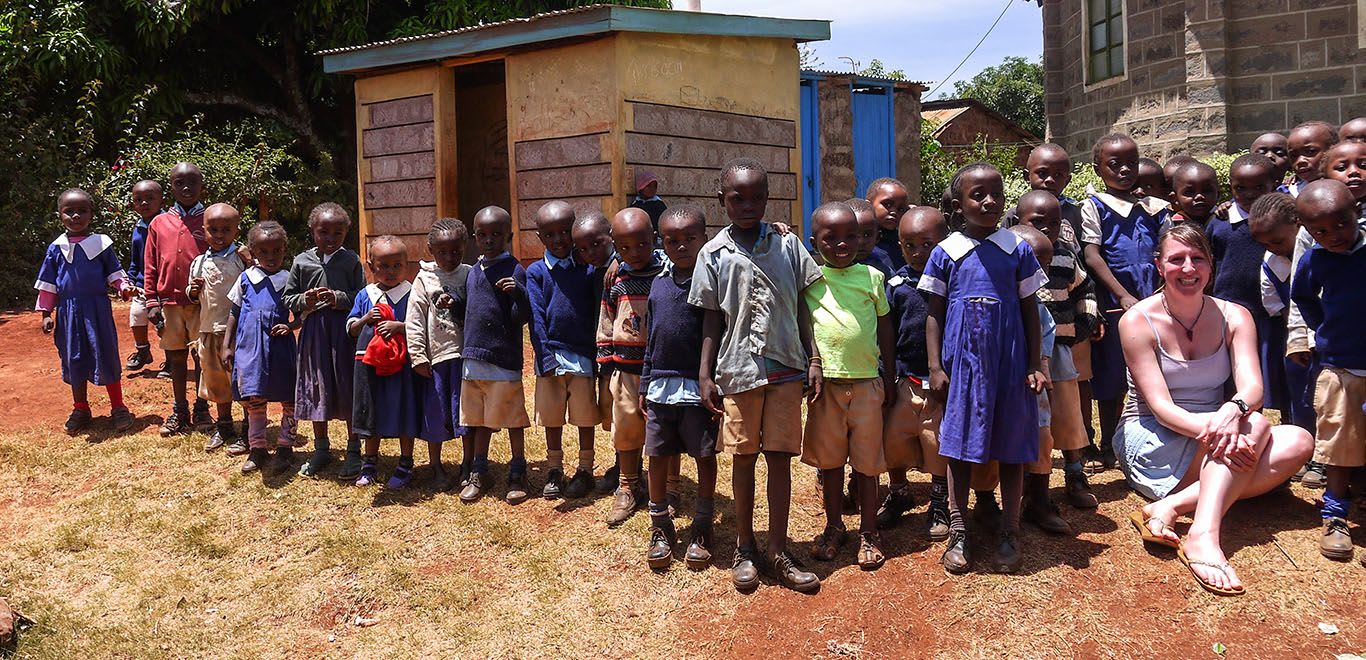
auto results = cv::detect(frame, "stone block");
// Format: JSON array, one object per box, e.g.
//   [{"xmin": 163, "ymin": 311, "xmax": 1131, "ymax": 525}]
[
  {"xmin": 1288, "ymin": 98, "xmax": 1343, "ymax": 125},
  {"xmin": 513, "ymin": 133, "xmax": 605, "ymax": 171},
  {"xmin": 630, "ymin": 102, "xmax": 796, "ymax": 148},
  {"xmin": 515, "ymin": 163, "xmax": 612, "ymax": 200},
  {"xmin": 369, "ymin": 207, "xmax": 437, "ymax": 235},
  {"xmin": 366, "ymin": 96, "xmax": 433, "ymax": 129},
  {"xmin": 1160, "ymin": 4, "xmax": 1186, "ymax": 31},
  {"xmin": 1186, "ymin": 54, "xmax": 1207, "ymax": 79},
  {"xmin": 515, "ymin": 197, "xmax": 606, "ymax": 230},
  {"xmin": 1187, "ymin": 80, "xmax": 1226, "ymax": 106},
  {"xmin": 1300, "ymin": 41, "xmax": 1328, "ymax": 69},
  {"xmin": 1231, "ymin": 76, "xmax": 1272, "ymax": 103},
  {"xmin": 1185, "ymin": 20, "xmax": 1225, "ymax": 52},
  {"xmin": 1307, "ymin": 8, "xmax": 1353, "ymax": 38},
  {"xmin": 1230, "ymin": 0, "xmax": 1289, "ymax": 16},
  {"xmin": 1154, "ymin": 109, "xmax": 1205, "ymax": 137},
  {"xmin": 1152, "ymin": 60, "xmax": 1186, "ymax": 88},
  {"xmin": 1227, "ymin": 14, "xmax": 1306, "ymax": 44},
  {"xmin": 643, "ymin": 165, "xmax": 797, "ymax": 201},
  {"xmin": 1274, "ymin": 68, "xmax": 1352, "ymax": 98},
  {"xmin": 361, "ymin": 123, "xmax": 434, "ymax": 158},
  {"xmin": 1338, "ymin": 94, "xmax": 1366, "ymax": 119},
  {"xmin": 363, "ymin": 178, "xmax": 436, "ymax": 210},
  {"xmin": 1204, "ymin": 107, "xmax": 1227, "ymax": 131},
  {"xmin": 1140, "ymin": 36, "xmax": 1180, "ymax": 66},
  {"xmin": 1289, "ymin": 0, "xmax": 1352, "ymax": 9},
  {"xmin": 1129, "ymin": 10, "xmax": 1158, "ymax": 42},
  {"xmin": 1233, "ymin": 44, "xmax": 1297, "ymax": 75},
  {"xmin": 367, "ymin": 152, "xmax": 436, "ymax": 183},
  {"xmin": 623, "ymin": 133, "xmax": 790, "ymax": 172},
  {"xmin": 1229, "ymin": 102, "xmax": 1286, "ymax": 133},
  {"xmin": 1325, "ymin": 36, "xmax": 1361, "ymax": 67}
]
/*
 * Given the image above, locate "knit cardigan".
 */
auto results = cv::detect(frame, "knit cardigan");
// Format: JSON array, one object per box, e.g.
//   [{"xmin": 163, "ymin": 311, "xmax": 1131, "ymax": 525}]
[{"xmin": 462, "ymin": 253, "xmax": 528, "ymax": 372}]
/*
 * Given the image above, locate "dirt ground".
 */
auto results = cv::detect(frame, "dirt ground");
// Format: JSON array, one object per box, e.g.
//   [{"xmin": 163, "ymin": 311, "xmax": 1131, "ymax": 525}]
[{"xmin": 2, "ymin": 305, "xmax": 1364, "ymax": 659}]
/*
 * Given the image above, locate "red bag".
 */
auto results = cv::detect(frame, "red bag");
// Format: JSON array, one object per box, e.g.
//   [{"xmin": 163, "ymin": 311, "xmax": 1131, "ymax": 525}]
[{"xmin": 361, "ymin": 303, "xmax": 408, "ymax": 376}]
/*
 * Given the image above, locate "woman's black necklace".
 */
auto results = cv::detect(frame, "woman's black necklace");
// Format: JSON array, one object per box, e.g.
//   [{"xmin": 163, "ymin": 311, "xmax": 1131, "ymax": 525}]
[{"xmin": 1162, "ymin": 293, "xmax": 1205, "ymax": 341}]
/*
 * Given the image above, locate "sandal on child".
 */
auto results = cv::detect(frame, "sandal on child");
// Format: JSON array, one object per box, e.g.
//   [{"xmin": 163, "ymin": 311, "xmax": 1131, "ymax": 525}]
[
  {"xmin": 1177, "ymin": 546, "xmax": 1244, "ymax": 596},
  {"xmin": 385, "ymin": 459, "xmax": 414, "ymax": 490},
  {"xmin": 857, "ymin": 532, "xmax": 885, "ymax": 570},
  {"xmin": 811, "ymin": 525, "xmax": 846, "ymax": 561},
  {"xmin": 1129, "ymin": 510, "xmax": 1180, "ymax": 549}
]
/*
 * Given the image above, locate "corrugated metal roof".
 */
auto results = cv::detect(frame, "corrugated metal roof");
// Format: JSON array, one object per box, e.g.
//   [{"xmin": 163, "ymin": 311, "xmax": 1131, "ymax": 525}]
[
  {"xmin": 801, "ymin": 69, "xmax": 931, "ymax": 86},
  {"xmin": 316, "ymin": 5, "xmax": 603, "ymax": 56}
]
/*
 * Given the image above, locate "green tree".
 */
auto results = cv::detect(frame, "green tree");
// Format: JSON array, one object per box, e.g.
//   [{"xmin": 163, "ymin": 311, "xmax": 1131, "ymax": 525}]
[
  {"xmin": 860, "ymin": 59, "xmax": 906, "ymax": 81},
  {"xmin": 950, "ymin": 56, "xmax": 1044, "ymax": 138}
]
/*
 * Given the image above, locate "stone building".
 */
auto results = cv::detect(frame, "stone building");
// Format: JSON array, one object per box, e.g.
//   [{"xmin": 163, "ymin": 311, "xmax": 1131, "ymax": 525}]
[{"xmin": 1041, "ymin": 0, "xmax": 1366, "ymax": 159}]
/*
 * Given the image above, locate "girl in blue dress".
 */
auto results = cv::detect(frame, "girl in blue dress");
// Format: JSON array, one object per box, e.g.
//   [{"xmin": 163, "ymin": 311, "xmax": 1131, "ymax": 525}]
[
  {"xmin": 36, "ymin": 189, "xmax": 137, "ymax": 435},
  {"xmin": 920, "ymin": 164, "xmax": 1048, "ymax": 575},
  {"xmin": 222, "ymin": 221, "xmax": 298, "ymax": 476}
]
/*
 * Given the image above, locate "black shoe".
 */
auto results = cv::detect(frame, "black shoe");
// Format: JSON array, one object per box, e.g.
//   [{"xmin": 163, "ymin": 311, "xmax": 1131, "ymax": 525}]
[
  {"xmin": 506, "ymin": 472, "xmax": 530, "ymax": 505},
  {"xmin": 927, "ymin": 500, "xmax": 951, "ymax": 542},
  {"xmin": 111, "ymin": 407, "xmax": 134, "ymax": 432},
  {"xmin": 731, "ymin": 544, "xmax": 760, "ymax": 591},
  {"xmin": 1023, "ymin": 495, "xmax": 1072, "ymax": 536},
  {"xmin": 992, "ymin": 531, "xmax": 1022, "ymax": 573},
  {"xmin": 64, "ymin": 408, "xmax": 92, "ymax": 435},
  {"xmin": 596, "ymin": 463, "xmax": 620, "ymax": 494},
  {"xmin": 242, "ymin": 448, "xmax": 269, "ymax": 474},
  {"xmin": 647, "ymin": 522, "xmax": 677, "ymax": 570},
  {"xmin": 1302, "ymin": 462, "xmax": 1327, "ymax": 490},
  {"xmin": 299, "ymin": 447, "xmax": 333, "ymax": 478},
  {"xmin": 125, "ymin": 347, "xmax": 154, "ymax": 371},
  {"xmin": 767, "ymin": 551, "xmax": 820, "ymax": 593},
  {"xmin": 542, "ymin": 468, "xmax": 564, "ymax": 499},
  {"xmin": 460, "ymin": 471, "xmax": 490, "ymax": 503},
  {"xmin": 159, "ymin": 409, "xmax": 190, "ymax": 437},
  {"xmin": 338, "ymin": 450, "xmax": 363, "ymax": 480},
  {"xmin": 191, "ymin": 401, "xmax": 214, "ymax": 432},
  {"xmin": 974, "ymin": 494, "xmax": 1002, "ymax": 528},
  {"xmin": 1065, "ymin": 471, "xmax": 1099, "ymax": 509},
  {"xmin": 685, "ymin": 521, "xmax": 713, "ymax": 570},
  {"xmin": 269, "ymin": 446, "xmax": 294, "ymax": 475},
  {"xmin": 564, "ymin": 468, "xmax": 594, "ymax": 499},
  {"xmin": 875, "ymin": 486, "xmax": 915, "ymax": 530},
  {"xmin": 941, "ymin": 530, "xmax": 970, "ymax": 574}
]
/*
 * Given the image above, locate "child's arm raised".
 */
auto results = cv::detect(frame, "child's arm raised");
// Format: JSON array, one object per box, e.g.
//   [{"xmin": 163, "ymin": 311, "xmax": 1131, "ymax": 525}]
[{"xmin": 698, "ymin": 309, "xmax": 723, "ymax": 416}]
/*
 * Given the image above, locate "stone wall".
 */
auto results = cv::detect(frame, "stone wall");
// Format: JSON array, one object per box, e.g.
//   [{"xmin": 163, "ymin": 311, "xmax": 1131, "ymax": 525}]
[
  {"xmin": 360, "ymin": 94, "xmax": 438, "ymax": 275},
  {"xmin": 1043, "ymin": 0, "xmax": 1366, "ymax": 160}
]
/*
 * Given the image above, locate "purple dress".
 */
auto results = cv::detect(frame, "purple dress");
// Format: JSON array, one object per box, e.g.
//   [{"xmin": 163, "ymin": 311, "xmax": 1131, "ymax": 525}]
[
  {"xmin": 918, "ymin": 229, "xmax": 1048, "ymax": 465},
  {"xmin": 229, "ymin": 268, "xmax": 297, "ymax": 402},
  {"xmin": 35, "ymin": 234, "xmax": 125, "ymax": 386},
  {"xmin": 284, "ymin": 248, "xmax": 365, "ymax": 421}
]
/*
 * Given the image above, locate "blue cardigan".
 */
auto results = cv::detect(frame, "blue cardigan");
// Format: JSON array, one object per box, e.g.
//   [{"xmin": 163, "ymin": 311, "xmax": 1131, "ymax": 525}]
[
  {"xmin": 462, "ymin": 253, "xmax": 529, "ymax": 372},
  {"xmin": 1290, "ymin": 237, "xmax": 1366, "ymax": 370},
  {"xmin": 526, "ymin": 257, "xmax": 599, "ymax": 375}
]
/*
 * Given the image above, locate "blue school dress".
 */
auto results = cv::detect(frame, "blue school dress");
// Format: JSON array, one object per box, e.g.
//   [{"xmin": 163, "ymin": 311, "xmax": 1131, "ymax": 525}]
[
  {"xmin": 1088, "ymin": 193, "xmax": 1166, "ymax": 400},
  {"xmin": 35, "ymin": 234, "xmax": 125, "ymax": 386},
  {"xmin": 229, "ymin": 268, "xmax": 297, "ymax": 402},
  {"xmin": 918, "ymin": 229, "xmax": 1048, "ymax": 465},
  {"xmin": 349, "ymin": 282, "xmax": 420, "ymax": 439}
]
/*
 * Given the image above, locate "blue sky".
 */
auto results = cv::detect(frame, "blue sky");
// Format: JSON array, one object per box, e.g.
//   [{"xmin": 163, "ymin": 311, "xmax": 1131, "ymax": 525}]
[{"xmin": 699, "ymin": 0, "xmax": 1043, "ymax": 99}]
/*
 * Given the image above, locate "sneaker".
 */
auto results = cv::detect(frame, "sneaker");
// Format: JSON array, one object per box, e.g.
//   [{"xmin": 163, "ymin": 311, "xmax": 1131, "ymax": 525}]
[
  {"xmin": 875, "ymin": 486, "xmax": 915, "ymax": 530},
  {"xmin": 992, "ymin": 531, "xmax": 1022, "ymax": 573},
  {"xmin": 270, "ymin": 446, "xmax": 294, "ymax": 475},
  {"xmin": 647, "ymin": 523, "xmax": 677, "ymax": 570},
  {"xmin": 299, "ymin": 448, "xmax": 333, "ymax": 478},
  {"xmin": 941, "ymin": 530, "xmax": 970, "ymax": 575},
  {"xmin": 159, "ymin": 409, "xmax": 190, "ymax": 437},
  {"xmin": 460, "ymin": 471, "xmax": 490, "ymax": 503},
  {"xmin": 1065, "ymin": 472, "xmax": 1099, "ymax": 509},
  {"xmin": 685, "ymin": 521, "xmax": 713, "ymax": 570},
  {"xmin": 596, "ymin": 463, "xmax": 620, "ymax": 494},
  {"xmin": 355, "ymin": 458, "xmax": 379, "ymax": 487},
  {"xmin": 542, "ymin": 468, "xmax": 564, "ymax": 499},
  {"xmin": 385, "ymin": 460, "xmax": 414, "ymax": 490},
  {"xmin": 767, "ymin": 551, "xmax": 820, "ymax": 593},
  {"xmin": 111, "ymin": 407, "xmax": 134, "ymax": 432},
  {"xmin": 191, "ymin": 401, "xmax": 214, "ymax": 432},
  {"xmin": 1302, "ymin": 462, "xmax": 1327, "ymax": 490},
  {"xmin": 605, "ymin": 486, "xmax": 639, "ymax": 527},
  {"xmin": 927, "ymin": 500, "xmax": 951, "ymax": 542},
  {"xmin": 731, "ymin": 544, "xmax": 760, "ymax": 591},
  {"xmin": 125, "ymin": 347, "xmax": 154, "ymax": 371},
  {"xmin": 810, "ymin": 525, "xmax": 847, "ymax": 561},
  {"xmin": 225, "ymin": 438, "xmax": 249, "ymax": 456},
  {"xmin": 1321, "ymin": 517, "xmax": 1354, "ymax": 561},
  {"xmin": 974, "ymin": 494, "xmax": 1002, "ymax": 528},
  {"xmin": 1023, "ymin": 495, "xmax": 1072, "ymax": 536},
  {"xmin": 204, "ymin": 423, "xmax": 234, "ymax": 452},
  {"xmin": 506, "ymin": 472, "xmax": 530, "ymax": 505},
  {"xmin": 1293, "ymin": 462, "xmax": 1310, "ymax": 482},
  {"xmin": 241, "ymin": 448, "xmax": 269, "ymax": 474},
  {"xmin": 564, "ymin": 468, "xmax": 594, "ymax": 499},
  {"xmin": 857, "ymin": 532, "xmax": 886, "ymax": 571},
  {"xmin": 64, "ymin": 408, "xmax": 92, "ymax": 435}
]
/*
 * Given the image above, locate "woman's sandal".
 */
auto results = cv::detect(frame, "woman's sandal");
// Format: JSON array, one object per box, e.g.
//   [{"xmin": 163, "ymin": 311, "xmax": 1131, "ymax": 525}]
[
  {"xmin": 1129, "ymin": 510, "xmax": 1180, "ymax": 549},
  {"xmin": 1177, "ymin": 546, "xmax": 1245, "ymax": 596}
]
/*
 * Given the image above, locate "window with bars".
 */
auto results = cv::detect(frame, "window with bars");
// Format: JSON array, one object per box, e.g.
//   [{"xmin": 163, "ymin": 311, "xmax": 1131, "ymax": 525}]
[{"xmin": 1087, "ymin": 0, "xmax": 1125, "ymax": 83}]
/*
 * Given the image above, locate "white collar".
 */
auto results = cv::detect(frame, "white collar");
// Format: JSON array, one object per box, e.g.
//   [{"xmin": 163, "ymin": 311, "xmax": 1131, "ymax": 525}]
[
  {"xmin": 1138, "ymin": 196, "xmax": 1169, "ymax": 216},
  {"xmin": 543, "ymin": 251, "xmax": 574, "ymax": 270},
  {"xmin": 939, "ymin": 229, "xmax": 1022, "ymax": 261},
  {"xmin": 1092, "ymin": 190, "xmax": 1137, "ymax": 218},
  {"xmin": 1263, "ymin": 251, "xmax": 1291, "ymax": 279},
  {"xmin": 1228, "ymin": 204, "xmax": 1249, "ymax": 225},
  {"xmin": 365, "ymin": 281, "xmax": 412, "ymax": 304},
  {"xmin": 245, "ymin": 266, "xmax": 289, "ymax": 290},
  {"xmin": 54, "ymin": 233, "xmax": 112, "ymax": 263}
]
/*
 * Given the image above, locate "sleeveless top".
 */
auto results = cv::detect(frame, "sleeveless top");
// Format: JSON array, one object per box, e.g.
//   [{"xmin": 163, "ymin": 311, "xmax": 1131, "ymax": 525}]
[{"xmin": 1122, "ymin": 303, "xmax": 1231, "ymax": 419}]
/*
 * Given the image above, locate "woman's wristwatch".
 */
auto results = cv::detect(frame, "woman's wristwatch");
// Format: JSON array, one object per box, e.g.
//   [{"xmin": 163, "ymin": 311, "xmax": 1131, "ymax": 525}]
[{"xmin": 1230, "ymin": 398, "xmax": 1251, "ymax": 416}]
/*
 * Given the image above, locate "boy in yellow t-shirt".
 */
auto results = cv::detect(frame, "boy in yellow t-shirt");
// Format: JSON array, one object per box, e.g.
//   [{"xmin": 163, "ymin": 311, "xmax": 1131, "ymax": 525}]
[{"xmin": 801, "ymin": 202, "xmax": 896, "ymax": 570}]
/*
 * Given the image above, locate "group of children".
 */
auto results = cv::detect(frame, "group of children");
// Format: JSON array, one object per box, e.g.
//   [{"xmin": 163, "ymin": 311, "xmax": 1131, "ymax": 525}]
[{"xmin": 34, "ymin": 115, "xmax": 1366, "ymax": 589}]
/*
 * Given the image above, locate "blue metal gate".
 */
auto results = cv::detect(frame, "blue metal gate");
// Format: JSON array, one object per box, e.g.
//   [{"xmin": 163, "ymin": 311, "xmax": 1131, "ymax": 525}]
[
  {"xmin": 851, "ymin": 82, "xmax": 895, "ymax": 201},
  {"xmin": 800, "ymin": 76, "xmax": 820, "ymax": 238}
]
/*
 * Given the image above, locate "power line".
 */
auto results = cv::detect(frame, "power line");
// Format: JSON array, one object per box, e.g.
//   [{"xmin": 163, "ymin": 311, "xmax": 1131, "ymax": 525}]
[{"xmin": 926, "ymin": 0, "xmax": 1014, "ymax": 99}]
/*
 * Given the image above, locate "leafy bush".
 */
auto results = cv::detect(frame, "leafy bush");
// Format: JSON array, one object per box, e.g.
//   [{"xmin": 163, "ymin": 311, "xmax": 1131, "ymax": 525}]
[
  {"xmin": 1063, "ymin": 152, "xmax": 1242, "ymax": 201},
  {"xmin": 919, "ymin": 119, "xmax": 1026, "ymax": 208}
]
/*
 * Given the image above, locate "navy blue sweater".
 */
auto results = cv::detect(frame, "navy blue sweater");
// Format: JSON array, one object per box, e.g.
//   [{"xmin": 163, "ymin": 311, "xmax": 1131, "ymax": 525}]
[
  {"xmin": 640, "ymin": 269, "xmax": 705, "ymax": 389},
  {"xmin": 860, "ymin": 246, "xmax": 895, "ymax": 278},
  {"xmin": 1206, "ymin": 216, "xmax": 1266, "ymax": 316},
  {"xmin": 886, "ymin": 265, "xmax": 930, "ymax": 379},
  {"xmin": 462, "ymin": 253, "xmax": 528, "ymax": 372},
  {"xmin": 526, "ymin": 258, "xmax": 598, "ymax": 375},
  {"xmin": 1291, "ymin": 239, "xmax": 1366, "ymax": 369},
  {"xmin": 877, "ymin": 229, "xmax": 907, "ymax": 271}
]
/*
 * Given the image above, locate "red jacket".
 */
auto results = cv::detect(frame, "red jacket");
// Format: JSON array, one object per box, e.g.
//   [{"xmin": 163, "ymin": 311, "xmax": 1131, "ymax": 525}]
[
  {"xmin": 143, "ymin": 206, "xmax": 208, "ymax": 308},
  {"xmin": 362, "ymin": 303, "xmax": 408, "ymax": 376}
]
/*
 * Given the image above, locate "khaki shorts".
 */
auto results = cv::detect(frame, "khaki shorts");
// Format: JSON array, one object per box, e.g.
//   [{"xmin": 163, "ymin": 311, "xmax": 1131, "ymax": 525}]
[
  {"xmin": 883, "ymin": 378, "xmax": 945, "ymax": 474},
  {"xmin": 1072, "ymin": 340, "xmax": 1093, "ymax": 382},
  {"xmin": 1313, "ymin": 367, "xmax": 1366, "ymax": 467},
  {"xmin": 610, "ymin": 370, "xmax": 646, "ymax": 451},
  {"xmin": 129, "ymin": 292, "xmax": 150, "ymax": 328},
  {"xmin": 720, "ymin": 380, "xmax": 804, "ymax": 456},
  {"xmin": 802, "ymin": 378, "xmax": 886, "ymax": 476},
  {"xmin": 535, "ymin": 373, "xmax": 600, "ymax": 428},
  {"xmin": 196, "ymin": 332, "xmax": 233, "ymax": 403},
  {"xmin": 459, "ymin": 379, "xmax": 530, "ymax": 430},
  {"xmin": 1049, "ymin": 378, "xmax": 1089, "ymax": 451},
  {"xmin": 158, "ymin": 304, "xmax": 201, "ymax": 351},
  {"xmin": 598, "ymin": 374, "xmax": 614, "ymax": 431}
]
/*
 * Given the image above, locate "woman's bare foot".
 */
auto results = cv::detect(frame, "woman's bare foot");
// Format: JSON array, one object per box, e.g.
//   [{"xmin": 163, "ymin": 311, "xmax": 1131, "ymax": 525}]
[
  {"xmin": 1141, "ymin": 501, "xmax": 1180, "ymax": 545},
  {"xmin": 1182, "ymin": 529, "xmax": 1242, "ymax": 592}
]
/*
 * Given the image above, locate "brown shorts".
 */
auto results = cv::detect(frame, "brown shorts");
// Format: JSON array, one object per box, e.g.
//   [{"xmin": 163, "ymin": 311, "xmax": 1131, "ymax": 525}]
[
  {"xmin": 1313, "ymin": 367, "xmax": 1366, "ymax": 467},
  {"xmin": 598, "ymin": 374, "xmax": 614, "ymax": 431},
  {"xmin": 883, "ymin": 378, "xmax": 945, "ymax": 474},
  {"xmin": 720, "ymin": 380, "xmax": 804, "ymax": 456},
  {"xmin": 459, "ymin": 379, "xmax": 530, "ymax": 430},
  {"xmin": 802, "ymin": 378, "xmax": 886, "ymax": 475},
  {"xmin": 610, "ymin": 370, "xmax": 646, "ymax": 451},
  {"xmin": 196, "ymin": 332, "xmax": 233, "ymax": 403},
  {"xmin": 1072, "ymin": 340, "xmax": 1093, "ymax": 382},
  {"xmin": 534, "ymin": 373, "xmax": 600, "ymax": 428},
  {"xmin": 158, "ymin": 304, "xmax": 201, "ymax": 351}
]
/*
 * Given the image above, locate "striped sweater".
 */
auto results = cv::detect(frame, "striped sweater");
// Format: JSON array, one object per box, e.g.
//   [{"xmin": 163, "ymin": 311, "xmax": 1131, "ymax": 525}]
[
  {"xmin": 1039, "ymin": 241, "xmax": 1100, "ymax": 346},
  {"xmin": 596, "ymin": 259, "xmax": 666, "ymax": 375}
]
